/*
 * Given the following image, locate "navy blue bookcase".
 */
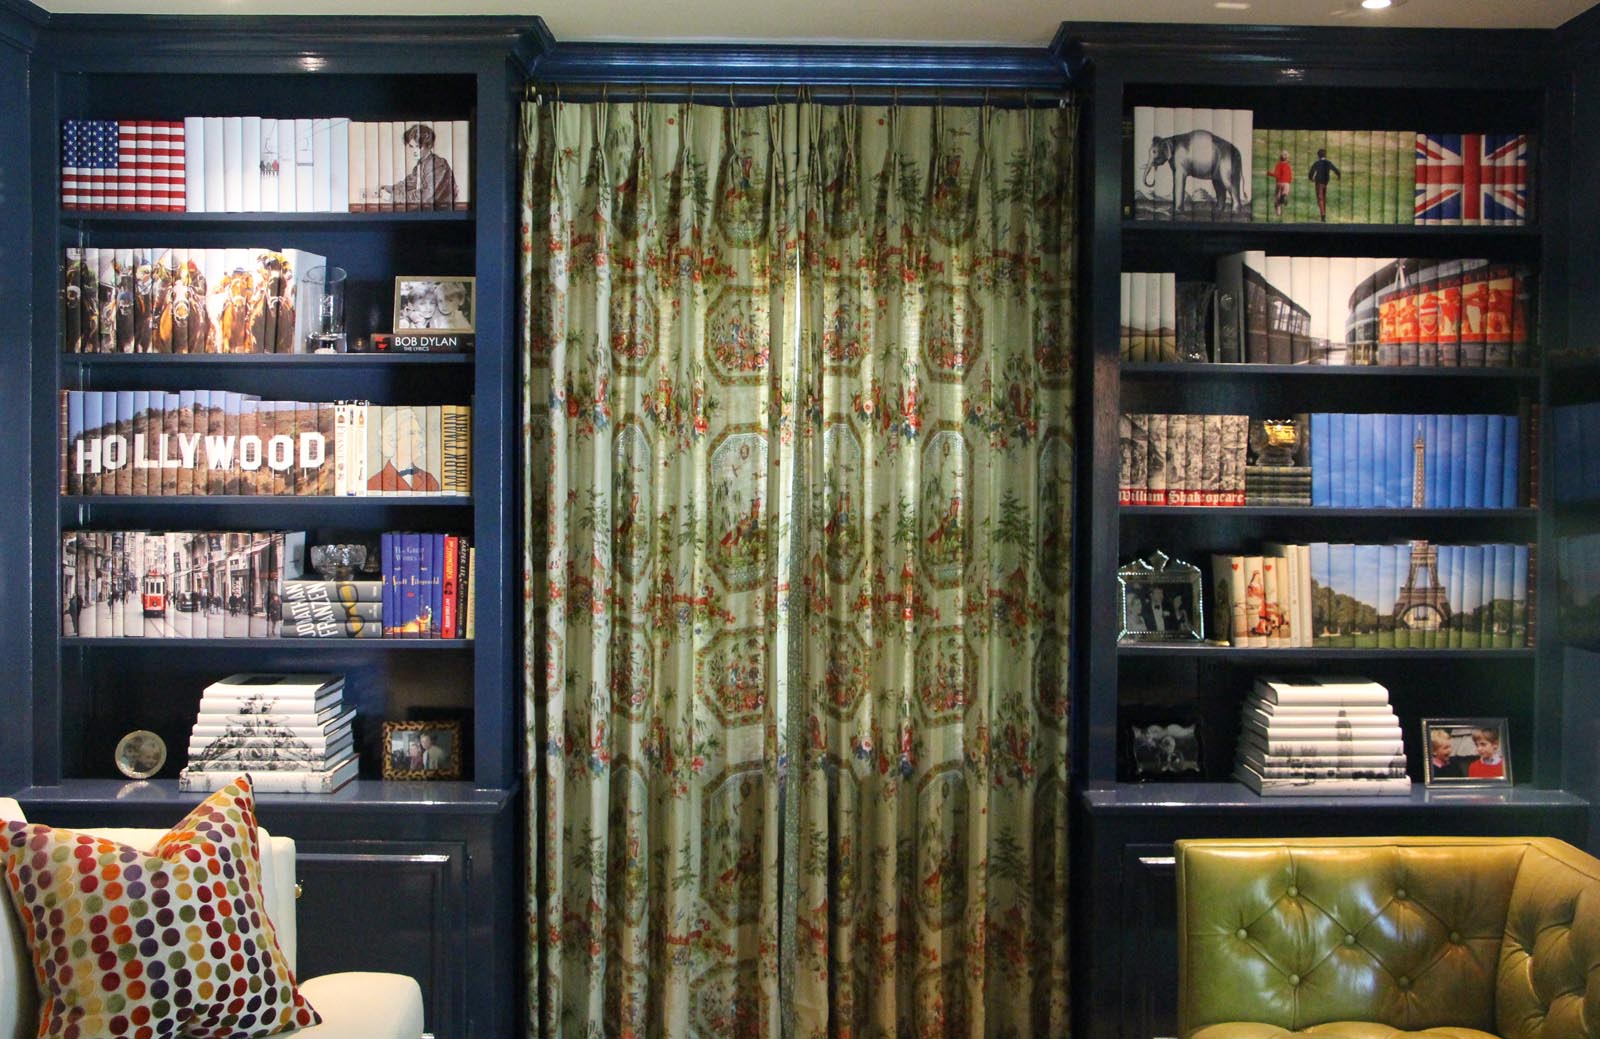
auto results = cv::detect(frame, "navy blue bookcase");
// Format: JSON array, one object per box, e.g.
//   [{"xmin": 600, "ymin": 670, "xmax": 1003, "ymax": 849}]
[
  {"xmin": 1065, "ymin": 21, "xmax": 1596, "ymax": 1039},
  {"xmin": 4, "ymin": 9, "xmax": 1600, "ymax": 1039},
  {"xmin": 0, "ymin": 13, "xmax": 534, "ymax": 1039}
]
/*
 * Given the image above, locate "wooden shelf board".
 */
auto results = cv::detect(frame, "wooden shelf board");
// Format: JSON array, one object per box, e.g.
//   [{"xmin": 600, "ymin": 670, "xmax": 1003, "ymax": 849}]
[
  {"xmin": 1082, "ymin": 781, "xmax": 1587, "ymax": 812},
  {"xmin": 1121, "ymin": 506, "xmax": 1537, "ymax": 518},
  {"xmin": 1117, "ymin": 645, "xmax": 1536, "ymax": 660},
  {"xmin": 63, "ymin": 353, "xmax": 472, "ymax": 366},
  {"xmin": 8, "ymin": 778, "xmax": 512, "ymax": 815},
  {"xmin": 1120, "ymin": 362, "xmax": 1539, "ymax": 380}
]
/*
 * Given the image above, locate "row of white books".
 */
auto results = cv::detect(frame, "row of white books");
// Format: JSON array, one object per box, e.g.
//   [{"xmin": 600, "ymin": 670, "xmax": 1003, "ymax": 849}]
[
  {"xmin": 178, "ymin": 673, "xmax": 356, "ymax": 794},
  {"xmin": 1234, "ymin": 676, "xmax": 1411, "ymax": 796},
  {"xmin": 61, "ymin": 117, "xmax": 470, "ymax": 213}
]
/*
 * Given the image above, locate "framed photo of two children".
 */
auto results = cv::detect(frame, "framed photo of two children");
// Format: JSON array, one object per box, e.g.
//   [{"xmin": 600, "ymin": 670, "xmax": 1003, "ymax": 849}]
[
  {"xmin": 1422, "ymin": 717, "xmax": 1511, "ymax": 787},
  {"xmin": 393, "ymin": 276, "xmax": 475, "ymax": 334}
]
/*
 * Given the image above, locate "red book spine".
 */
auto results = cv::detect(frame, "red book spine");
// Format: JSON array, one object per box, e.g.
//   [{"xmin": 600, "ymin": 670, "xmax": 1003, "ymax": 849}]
[{"xmin": 440, "ymin": 534, "xmax": 459, "ymax": 639}]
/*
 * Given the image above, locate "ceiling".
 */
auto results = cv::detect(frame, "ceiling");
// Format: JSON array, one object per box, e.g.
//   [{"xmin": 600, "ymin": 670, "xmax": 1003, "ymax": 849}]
[{"xmin": 28, "ymin": 0, "xmax": 1597, "ymax": 45}]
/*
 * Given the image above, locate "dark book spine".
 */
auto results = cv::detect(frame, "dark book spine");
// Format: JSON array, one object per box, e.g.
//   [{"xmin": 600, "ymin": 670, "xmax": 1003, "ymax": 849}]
[
  {"xmin": 382, "ymin": 532, "xmax": 397, "ymax": 636},
  {"xmin": 1214, "ymin": 253, "xmax": 1244, "ymax": 364},
  {"xmin": 1511, "ymin": 266, "xmax": 1535, "ymax": 368},
  {"xmin": 429, "ymin": 532, "xmax": 445, "ymax": 638},
  {"xmin": 1523, "ymin": 400, "xmax": 1540, "ymax": 508}
]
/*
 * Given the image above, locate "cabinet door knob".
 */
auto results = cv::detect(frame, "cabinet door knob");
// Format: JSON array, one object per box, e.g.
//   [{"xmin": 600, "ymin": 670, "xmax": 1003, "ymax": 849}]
[{"xmin": 295, "ymin": 881, "xmax": 304, "ymax": 900}]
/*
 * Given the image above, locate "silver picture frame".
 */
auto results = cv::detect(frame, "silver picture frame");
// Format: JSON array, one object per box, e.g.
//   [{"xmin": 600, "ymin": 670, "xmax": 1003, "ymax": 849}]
[
  {"xmin": 1422, "ymin": 717, "xmax": 1512, "ymax": 787},
  {"xmin": 1118, "ymin": 550, "xmax": 1205, "ymax": 643}
]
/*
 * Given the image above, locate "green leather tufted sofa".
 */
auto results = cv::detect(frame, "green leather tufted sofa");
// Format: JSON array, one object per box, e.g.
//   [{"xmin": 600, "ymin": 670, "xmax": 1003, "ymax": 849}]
[{"xmin": 1176, "ymin": 836, "xmax": 1600, "ymax": 1039}]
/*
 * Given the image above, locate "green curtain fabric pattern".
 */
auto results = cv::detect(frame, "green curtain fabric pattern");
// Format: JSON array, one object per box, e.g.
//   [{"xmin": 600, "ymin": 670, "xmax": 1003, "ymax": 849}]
[{"xmin": 521, "ymin": 99, "xmax": 1076, "ymax": 1039}]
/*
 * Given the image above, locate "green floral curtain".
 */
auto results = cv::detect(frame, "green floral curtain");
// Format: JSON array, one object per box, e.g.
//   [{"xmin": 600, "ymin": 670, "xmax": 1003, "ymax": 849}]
[{"xmin": 521, "ymin": 99, "xmax": 1075, "ymax": 1039}]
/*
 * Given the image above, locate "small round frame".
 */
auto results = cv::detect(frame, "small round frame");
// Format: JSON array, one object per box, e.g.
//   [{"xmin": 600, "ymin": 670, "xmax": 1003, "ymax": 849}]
[{"xmin": 114, "ymin": 729, "xmax": 167, "ymax": 779}]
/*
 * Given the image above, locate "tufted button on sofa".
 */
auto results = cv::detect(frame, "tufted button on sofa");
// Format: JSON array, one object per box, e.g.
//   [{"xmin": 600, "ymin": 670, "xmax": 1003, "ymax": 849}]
[{"xmin": 1176, "ymin": 836, "xmax": 1600, "ymax": 1039}]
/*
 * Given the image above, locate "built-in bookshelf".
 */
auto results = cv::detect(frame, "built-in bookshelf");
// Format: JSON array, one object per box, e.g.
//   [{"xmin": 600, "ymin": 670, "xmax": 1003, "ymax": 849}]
[
  {"xmin": 1068, "ymin": 23, "xmax": 1591, "ymax": 1039},
  {"xmin": 1097, "ymin": 74, "xmax": 1562, "ymax": 791},
  {"xmin": 45, "ymin": 71, "xmax": 499, "ymax": 791},
  {"xmin": 9, "ymin": 19, "xmax": 531, "ymax": 1039}
]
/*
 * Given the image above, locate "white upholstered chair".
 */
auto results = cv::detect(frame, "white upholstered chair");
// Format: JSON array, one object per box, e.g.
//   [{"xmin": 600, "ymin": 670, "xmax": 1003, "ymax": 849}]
[{"xmin": 0, "ymin": 797, "xmax": 424, "ymax": 1039}]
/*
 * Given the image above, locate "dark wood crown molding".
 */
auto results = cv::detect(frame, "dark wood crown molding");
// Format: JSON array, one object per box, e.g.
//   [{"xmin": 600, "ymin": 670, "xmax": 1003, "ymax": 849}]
[
  {"xmin": 0, "ymin": 0, "xmax": 45, "ymax": 53},
  {"xmin": 524, "ymin": 39, "xmax": 1072, "ymax": 91},
  {"xmin": 1054, "ymin": 20, "xmax": 1564, "ymax": 87}
]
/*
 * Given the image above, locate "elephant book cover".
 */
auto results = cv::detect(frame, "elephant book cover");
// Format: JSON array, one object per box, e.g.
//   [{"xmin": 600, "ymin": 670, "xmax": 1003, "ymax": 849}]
[{"xmin": 1130, "ymin": 104, "xmax": 1252, "ymax": 221}]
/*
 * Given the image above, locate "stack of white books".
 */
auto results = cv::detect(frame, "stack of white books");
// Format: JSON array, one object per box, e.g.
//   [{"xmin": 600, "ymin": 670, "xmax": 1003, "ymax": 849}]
[
  {"xmin": 1234, "ymin": 676, "xmax": 1412, "ymax": 796},
  {"xmin": 178, "ymin": 673, "xmax": 356, "ymax": 794}
]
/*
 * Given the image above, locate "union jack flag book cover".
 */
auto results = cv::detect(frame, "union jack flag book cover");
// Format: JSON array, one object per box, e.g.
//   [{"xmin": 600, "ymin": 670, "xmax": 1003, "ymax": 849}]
[
  {"xmin": 61, "ymin": 119, "xmax": 186, "ymax": 212},
  {"xmin": 1414, "ymin": 132, "xmax": 1530, "ymax": 227}
]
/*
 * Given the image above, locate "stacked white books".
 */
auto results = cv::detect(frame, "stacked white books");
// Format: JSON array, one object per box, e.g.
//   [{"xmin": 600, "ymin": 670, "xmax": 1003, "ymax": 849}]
[
  {"xmin": 178, "ymin": 673, "xmax": 357, "ymax": 794},
  {"xmin": 1234, "ymin": 676, "xmax": 1412, "ymax": 796}
]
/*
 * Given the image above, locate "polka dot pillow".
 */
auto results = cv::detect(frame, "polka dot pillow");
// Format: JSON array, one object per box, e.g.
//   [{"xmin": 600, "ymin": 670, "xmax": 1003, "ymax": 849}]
[{"xmin": 0, "ymin": 776, "xmax": 320, "ymax": 1038}]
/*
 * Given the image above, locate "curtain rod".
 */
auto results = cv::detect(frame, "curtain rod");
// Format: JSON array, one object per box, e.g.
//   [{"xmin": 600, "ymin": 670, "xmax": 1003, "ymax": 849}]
[{"xmin": 525, "ymin": 82, "xmax": 1078, "ymax": 108}]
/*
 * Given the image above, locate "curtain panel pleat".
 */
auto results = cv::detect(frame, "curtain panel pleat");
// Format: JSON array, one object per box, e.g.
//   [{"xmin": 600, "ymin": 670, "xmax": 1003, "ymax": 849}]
[{"xmin": 521, "ymin": 99, "xmax": 1076, "ymax": 1039}]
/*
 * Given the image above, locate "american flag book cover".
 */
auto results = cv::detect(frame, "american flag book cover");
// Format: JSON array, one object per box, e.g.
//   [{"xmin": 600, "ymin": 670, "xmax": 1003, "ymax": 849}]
[{"xmin": 61, "ymin": 119, "xmax": 185, "ymax": 211}]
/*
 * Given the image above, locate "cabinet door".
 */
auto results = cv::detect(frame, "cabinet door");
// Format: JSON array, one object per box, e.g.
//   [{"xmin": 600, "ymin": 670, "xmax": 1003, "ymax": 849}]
[
  {"xmin": 294, "ymin": 838, "xmax": 467, "ymax": 1039},
  {"xmin": 1119, "ymin": 843, "xmax": 1180, "ymax": 1039}
]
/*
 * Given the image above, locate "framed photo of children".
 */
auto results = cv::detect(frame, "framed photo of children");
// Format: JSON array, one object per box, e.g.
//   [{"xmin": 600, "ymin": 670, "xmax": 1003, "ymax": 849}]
[
  {"xmin": 382, "ymin": 719, "xmax": 463, "ymax": 780},
  {"xmin": 1422, "ymin": 718, "xmax": 1512, "ymax": 787},
  {"xmin": 393, "ymin": 276, "xmax": 475, "ymax": 333}
]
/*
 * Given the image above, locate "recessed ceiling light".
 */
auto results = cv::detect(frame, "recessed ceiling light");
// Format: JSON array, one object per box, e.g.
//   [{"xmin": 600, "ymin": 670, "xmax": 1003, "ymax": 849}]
[
  {"xmin": 1214, "ymin": 2, "xmax": 1251, "ymax": 9},
  {"xmin": 1361, "ymin": 0, "xmax": 1392, "ymax": 8}
]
